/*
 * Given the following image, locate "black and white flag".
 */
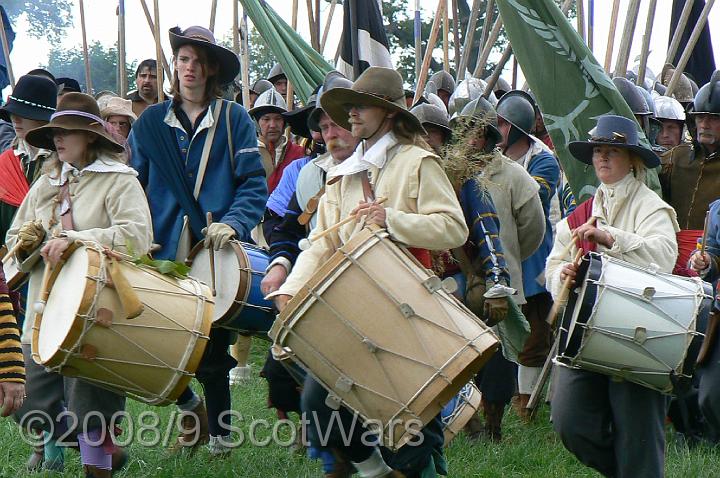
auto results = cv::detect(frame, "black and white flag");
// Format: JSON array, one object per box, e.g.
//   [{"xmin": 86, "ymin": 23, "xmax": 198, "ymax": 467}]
[{"xmin": 336, "ymin": 0, "xmax": 393, "ymax": 80}]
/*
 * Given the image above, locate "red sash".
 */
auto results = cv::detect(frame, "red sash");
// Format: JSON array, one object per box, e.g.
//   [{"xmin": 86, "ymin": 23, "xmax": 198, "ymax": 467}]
[
  {"xmin": 0, "ymin": 149, "xmax": 30, "ymax": 207},
  {"xmin": 566, "ymin": 197, "xmax": 596, "ymax": 253},
  {"xmin": 674, "ymin": 230, "xmax": 702, "ymax": 277},
  {"xmin": 408, "ymin": 247, "xmax": 432, "ymax": 269}
]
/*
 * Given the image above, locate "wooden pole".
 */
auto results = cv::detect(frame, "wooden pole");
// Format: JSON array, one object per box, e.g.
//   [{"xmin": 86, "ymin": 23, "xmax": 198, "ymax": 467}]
[
  {"xmin": 512, "ymin": 56, "xmax": 518, "ymax": 89},
  {"xmin": 349, "ymin": 0, "xmax": 361, "ymax": 79},
  {"xmin": 666, "ymin": 0, "xmax": 695, "ymax": 65},
  {"xmin": 588, "ymin": 0, "xmax": 594, "ymax": 53},
  {"xmin": 316, "ymin": 0, "xmax": 321, "ymax": 53},
  {"xmin": 667, "ymin": 0, "xmax": 716, "ymax": 97},
  {"xmin": 413, "ymin": 0, "xmax": 446, "ymax": 105},
  {"xmin": 320, "ymin": 0, "xmax": 338, "ymax": 54},
  {"xmin": 118, "ymin": 0, "xmax": 127, "ymax": 96},
  {"xmin": 613, "ymin": 0, "xmax": 642, "ymax": 77},
  {"xmin": 241, "ymin": 10, "xmax": 251, "ymax": 107},
  {"xmin": 233, "ymin": 0, "xmax": 240, "ymax": 55},
  {"xmin": 414, "ymin": 0, "xmax": 422, "ymax": 82},
  {"xmin": 443, "ymin": 0, "xmax": 450, "ymax": 71},
  {"xmin": 0, "ymin": 5, "xmax": 15, "ymax": 88},
  {"xmin": 79, "ymin": 0, "xmax": 93, "ymax": 93},
  {"xmin": 576, "ymin": 0, "xmax": 585, "ymax": 43},
  {"xmin": 482, "ymin": 45, "xmax": 512, "ymax": 99},
  {"xmin": 636, "ymin": 0, "xmax": 657, "ymax": 86},
  {"xmin": 452, "ymin": 0, "xmax": 461, "ymax": 73},
  {"xmin": 209, "ymin": 0, "xmax": 218, "ymax": 33},
  {"xmin": 457, "ymin": 0, "xmax": 481, "ymax": 81},
  {"xmin": 472, "ymin": 14, "xmax": 501, "ymax": 78},
  {"xmin": 139, "ymin": 0, "xmax": 172, "ymax": 79},
  {"xmin": 286, "ymin": 0, "xmax": 299, "ymax": 108},
  {"xmin": 603, "ymin": 0, "xmax": 620, "ymax": 72},
  {"xmin": 306, "ymin": 0, "xmax": 319, "ymax": 51},
  {"xmin": 153, "ymin": 0, "xmax": 163, "ymax": 102}
]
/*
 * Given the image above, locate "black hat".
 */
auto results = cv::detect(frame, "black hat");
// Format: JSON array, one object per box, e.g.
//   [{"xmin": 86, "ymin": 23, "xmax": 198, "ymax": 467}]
[
  {"xmin": 0, "ymin": 74, "xmax": 57, "ymax": 122},
  {"xmin": 169, "ymin": 26, "xmax": 240, "ymax": 85},
  {"xmin": 568, "ymin": 115, "xmax": 659, "ymax": 168},
  {"xmin": 56, "ymin": 77, "xmax": 82, "ymax": 93},
  {"xmin": 282, "ymin": 85, "xmax": 321, "ymax": 139},
  {"xmin": 27, "ymin": 68, "xmax": 56, "ymax": 84}
]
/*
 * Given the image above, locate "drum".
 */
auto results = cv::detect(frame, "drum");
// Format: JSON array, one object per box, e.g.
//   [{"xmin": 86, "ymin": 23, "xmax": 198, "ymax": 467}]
[
  {"xmin": 31, "ymin": 242, "xmax": 214, "ymax": 405},
  {"xmin": 187, "ymin": 240, "xmax": 275, "ymax": 335},
  {"xmin": 556, "ymin": 252, "xmax": 713, "ymax": 393},
  {"xmin": 270, "ymin": 227, "xmax": 499, "ymax": 449},
  {"xmin": 1, "ymin": 244, "xmax": 28, "ymax": 290},
  {"xmin": 440, "ymin": 381, "xmax": 482, "ymax": 446}
]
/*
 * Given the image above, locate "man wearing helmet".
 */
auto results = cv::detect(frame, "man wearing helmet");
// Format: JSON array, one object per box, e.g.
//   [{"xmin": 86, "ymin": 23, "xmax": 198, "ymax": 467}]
[
  {"xmin": 654, "ymin": 96, "xmax": 687, "ymax": 152},
  {"xmin": 428, "ymin": 70, "xmax": 455, "ymax": 108},
  {"xmin": 267, "ymin": 63, "xmax": 288, "ymax": 97}
]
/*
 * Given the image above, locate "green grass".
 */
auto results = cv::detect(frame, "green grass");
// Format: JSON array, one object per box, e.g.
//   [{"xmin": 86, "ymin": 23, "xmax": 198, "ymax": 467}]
[{"xmin": 0, "ymin": 340, "xmax": 718, "ymax": 477}]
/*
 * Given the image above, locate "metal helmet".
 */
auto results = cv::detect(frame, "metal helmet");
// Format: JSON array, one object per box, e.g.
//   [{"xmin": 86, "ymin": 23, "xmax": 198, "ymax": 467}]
[
  {"xmin": 411, "ymin": 103, "xmax": 451, "ymax": 138},
  {"xmin": 653, "ymin": 81, "xmax": 667, "ymax": 96},
  {"xmin": 451, "ymin": 97, "xmax": 502, "ymax": 146},
  {"xmin": 430, "ymin": 70, "xmax": 456, "ymax": 95},
  {"xmin": 247, "ymin": 87, "xmax": 288, "ymax": 120},
  {"xmin": 484, "ymin": 76, "xmax": 512, "ymax": 98},
  {"xmin": 613, "ymin": 76, "xmax": 651, "ymax": 115},
  {"xmin": 626, "ymin": 64, "xmax": 656, "ymax": 91},
  {"xmin": 424, "ymin": 79, "xmax": 438, "ymax": 97},
  {"xmin": 637, "ymin": 86, "xmax": 656, "ymax": 115},
  {"xmin": 654, "ymin": 95, "xmax": 686, "ymax": 122},
  {"xmin": 495, "ymin": 89, "xmax": 536, "ymax": 137},
  {"xmin": 249, "ymin": 79, "xmax": 273, "ymax": 95},
  {"xmin": 423, "ymin": 92, "xmax": 447, "ymax": 112},
  {"xmin": 448, "ymin": 78, "xmax": 497, "ymax": 116},
  {"xmin": 267, "ymin": 63, "xmax": 286, "ymax": 84},
  {"xmin": 690, "ymin": 70, "xmax": 720, "ymax": 116},
  {"xmin": 660, "ymin": 63, "xmax": 695, "ymax": 104},
  {"xmin": 307, "ymin": 71, "xmax": 353, "ymax": 133}
]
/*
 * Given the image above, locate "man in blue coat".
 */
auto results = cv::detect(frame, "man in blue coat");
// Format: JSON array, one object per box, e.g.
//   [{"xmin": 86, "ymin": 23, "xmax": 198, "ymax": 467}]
[{"xmin": 129, "ymin": 26, "xmax": 266, "ymax": 456}]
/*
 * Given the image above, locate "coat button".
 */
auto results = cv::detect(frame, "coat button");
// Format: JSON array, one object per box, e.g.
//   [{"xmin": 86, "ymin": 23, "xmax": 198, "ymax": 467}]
[{"xmin": 180, "ymin": 136, "xmax": 186, "ymax": 141}]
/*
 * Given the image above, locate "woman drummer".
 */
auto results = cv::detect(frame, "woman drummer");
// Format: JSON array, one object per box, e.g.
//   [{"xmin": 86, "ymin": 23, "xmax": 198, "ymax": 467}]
[
  {"xmin": 7, "ymin": 92, "xmax": 152, "ymax": 477},
  {"xmin": 546, "ymin": 114, "xmax": 678, "ymax": 478}
]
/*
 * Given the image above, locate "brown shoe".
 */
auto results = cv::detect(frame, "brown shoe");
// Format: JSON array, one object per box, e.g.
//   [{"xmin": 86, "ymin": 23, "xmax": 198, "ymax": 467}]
[
  {"xmin": 463, "ymin": 413, "xmax": 485, "ymax": 441},
  {"xmin": 170, "ymin": 400, "xmax": 210, "ymax": 452}
]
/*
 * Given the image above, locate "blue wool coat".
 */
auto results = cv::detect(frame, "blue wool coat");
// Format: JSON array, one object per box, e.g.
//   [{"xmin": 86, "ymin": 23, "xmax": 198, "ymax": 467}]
[{"xmin": 129, "ymin": 99, "xmax": 267, "ymax": 260}]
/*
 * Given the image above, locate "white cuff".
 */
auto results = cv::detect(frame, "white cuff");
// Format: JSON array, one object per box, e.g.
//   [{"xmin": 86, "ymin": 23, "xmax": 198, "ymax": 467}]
[{"xmin": 266, "ymin": 256, "xmax": 292, "ymax": 274}]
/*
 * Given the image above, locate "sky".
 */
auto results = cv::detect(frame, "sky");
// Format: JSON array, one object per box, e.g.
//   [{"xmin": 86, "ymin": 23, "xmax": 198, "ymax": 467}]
[{"xmin": 4, "ymin": 0, "xmax": 720, "ymax": 96}]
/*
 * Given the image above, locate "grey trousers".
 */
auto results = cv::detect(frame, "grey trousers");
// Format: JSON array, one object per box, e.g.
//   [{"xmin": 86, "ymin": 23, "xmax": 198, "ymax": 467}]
[
  {"xmin": 14, "ymin": 344, "xmax": 125, "ymax": 438},
  {"xmin": 550, "ymin": 365, "xmax": 667, "ymax": 478},
  {"xmin": 698, "ymin": 335, "xmax": 720, "ymax": 441}
]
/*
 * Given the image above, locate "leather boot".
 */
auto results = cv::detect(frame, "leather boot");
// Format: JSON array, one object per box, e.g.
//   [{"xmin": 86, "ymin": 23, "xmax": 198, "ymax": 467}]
[
  {"xmin": 84, "ymin": 465, "xmax": 112, "ymax": 478},
  {"xmin": 463, "ymin": 413, "xmax": 484, "ymax": 441},
  {"xmin": 482, "ymin": 398, "xmax": 505, "ymax": 443},
  {"xmin": 170, "ymin": 400, "xmax": 210, "ymax": 452},
  {"xmin": 513, "ymin": 393, "xmax": 531, "ymax": 423}
]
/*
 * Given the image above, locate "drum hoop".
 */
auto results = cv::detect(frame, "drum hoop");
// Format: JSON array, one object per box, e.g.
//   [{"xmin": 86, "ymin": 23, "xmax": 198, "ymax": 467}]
[{"xmin": 1, "ymin": 244, "xmax": 29, "ymax": 290}]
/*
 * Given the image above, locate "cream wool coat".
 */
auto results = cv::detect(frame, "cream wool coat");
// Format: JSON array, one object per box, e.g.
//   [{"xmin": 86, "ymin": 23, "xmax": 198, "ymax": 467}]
[
  {"xmin": 275, "ymin": 140, "xmax": 469, "ymax": 298},
  {"xmin": 7, "ymin": 156, "xmax": 153, "ymax": 343},
  {"xmin": 545, "ymin": 173, "xmax": 679, "ymax": 301}
]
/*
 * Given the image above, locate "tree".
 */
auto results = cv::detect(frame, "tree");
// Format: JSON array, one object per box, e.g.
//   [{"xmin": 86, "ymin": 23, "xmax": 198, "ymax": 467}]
[
  {"xmin": 4, "ymin": 0, "xmax": 72, "ymax": 43},
  {"xmin": 44, "ymin": 41, "xmax": 137, "ymax": 95}
]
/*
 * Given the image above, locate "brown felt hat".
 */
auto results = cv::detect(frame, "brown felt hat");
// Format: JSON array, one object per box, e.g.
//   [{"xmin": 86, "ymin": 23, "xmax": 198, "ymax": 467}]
[
  {"xmin": 320, "ymin": 67, "xmax": 425, "ymax": 135},
  {"xmin": 25, "ymin": 92, "xmax": 125, "ymax": 153}
]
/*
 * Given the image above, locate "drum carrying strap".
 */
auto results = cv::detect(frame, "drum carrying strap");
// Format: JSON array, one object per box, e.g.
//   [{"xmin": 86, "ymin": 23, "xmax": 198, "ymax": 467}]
[{"xmin": 193, "ymin": 99, "xmax": 223, "ymax": 198}]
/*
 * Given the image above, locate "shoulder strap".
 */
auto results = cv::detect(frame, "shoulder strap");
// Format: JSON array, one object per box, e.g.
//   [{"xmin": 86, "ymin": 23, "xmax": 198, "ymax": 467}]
[
  {"xmin": 193, "ymin": 99, "xmax": 223, "ymax": 199},
  {"xmin": 225, "ymin": 100, "xmax": 234, "ymax": 171}
]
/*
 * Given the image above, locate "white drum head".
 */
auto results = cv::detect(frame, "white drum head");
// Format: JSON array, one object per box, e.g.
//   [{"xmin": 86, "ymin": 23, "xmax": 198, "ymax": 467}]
[
  {"xmin": 190, "ymin": 245, "xmax": 242, "ymax": 322},
  {"xmin": 36, "ymin": 248, "xmax": 90, "ymax": 363}
]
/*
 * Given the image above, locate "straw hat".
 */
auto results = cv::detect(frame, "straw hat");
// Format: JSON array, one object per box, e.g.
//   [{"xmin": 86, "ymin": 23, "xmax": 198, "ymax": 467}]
[
  {"xmin": 100, "ymin": 96, "xmax": 137, "ymax": 124},
  {"xmin": 25, "ymin": 92, "xmax": 124, "ymax": 153}
]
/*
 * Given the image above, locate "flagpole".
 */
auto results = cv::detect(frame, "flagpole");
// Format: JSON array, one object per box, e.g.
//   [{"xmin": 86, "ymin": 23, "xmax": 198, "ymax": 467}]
[
  {"xmin": 306, "ymin": 0, "xmax": 319, "ymax": 51},
  {"xmin": 473, "ymin": 14, "xmax": 501, "ymax": 78},
  {"xmin": 576, "ymin": 0, "xmax": 585, "ymax": 43},
  {"xmin": 511, "ymin": 56, "xmax": 518, "ymax": 89},
  {"xmin": 349, "ymin": 0, "xmax": 361, "ymax": 79},
  {"xmin": 118, "ymin": 0, "xmax": 127, "ymax": 96},
  {"xmin": 233, "ymin": 0, "xmax": 239, "ymax": 55},
  {"xmin": 457, "ymin": 0, "xmax": 480, "ymax": 81},
  {"xmin": 414, "ymin": 0, "xmax": 422, "ymax": 81},
  {"xmin": 588, "ymin": 0, "xmax": 594, "ymax": 53},
  {"xmin": 613, "ymin": 0, "xmax": 641, "ymax": 77},
  {"xmin": 666, "ymin": 0, "xmax": 695, "ymax": 65},
  {"xmin": 452, "ymin": 0, "xmax": 461, "ymax": 73},
  {"xmin": 209, "ymin": 0, "xmax": 218, "ymax": 33},
  {"xmin": 241, "ymin": 10, "xmax": 251, "ymax": 107},
  {"xmin": 0, "ymin": 8, "xmax": 15, "ymax": 89},
  {"xmin": 140, "ymin": 0, "xmax": 172, "ymax": 79},
  {"xmin": 79, "ymin": 0, "xmax": 93, "ymax": 93},
  {"xmin": 153, "ymin": 0, "xmax": 164, "ymax": 102},
  {"xmin": 443, "ymin": 0, "xmax": 450, "ymax": 71},
  {"xmin": 315, "ymin": 0, "xmax": 321, "ymax": 52},
  {"xmin": 636, "ymin": 0, "xmax": 657, "ymax": 87},
  {"xmin": 413, "ymin": 0, "xmax": 445, "ymax": 105},
  {"xmin": 320, "ymin": 0, "xmax": 338, "ymax": 54},
  {"xmin": 666, "ymin": 0, "xmax": 715, "ymax": 97},
  {"xmin": 603, "ymin": 0, "xmax": 620, "ymax": 72},
  {"xmin": 286, "ymin": 0, "xmax": 298, "ymax": 108},
  {"xmin": 482, "ymin": 44, "xmax": 512, "ymax": 98}
]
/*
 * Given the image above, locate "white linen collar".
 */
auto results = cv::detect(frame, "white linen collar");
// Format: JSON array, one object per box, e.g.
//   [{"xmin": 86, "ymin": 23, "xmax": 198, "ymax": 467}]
[
  {"xmin": 48, "ymin": 157, "xmax": 137, "ymax": 186},
  {"xmin": 13, "ymin": 137, "xmax": 51, "ymax": 164},
  {"xmin": 328, "ymin": 132, "xmax": 397, "ymax": 179}
]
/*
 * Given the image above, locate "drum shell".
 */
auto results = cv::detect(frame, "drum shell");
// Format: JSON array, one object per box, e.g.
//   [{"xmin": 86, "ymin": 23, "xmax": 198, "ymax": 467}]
[
  {"xmin": 1, "ymin": 245, "xmax": 28, "ymax": 290},
  {"xmin": 31, "ymin": 243, "xmax": 214, "ymax": 405},
  {"xmin": 271, "ymin": 228, "xmax": 498, "ymax": 449},
  {"xmin": 440, "ymin": 381, "xmax": 482, "ymax": 446},
  {"xmin": 188, "ymin": 240, "xmax": 275, "ymax": 335}
]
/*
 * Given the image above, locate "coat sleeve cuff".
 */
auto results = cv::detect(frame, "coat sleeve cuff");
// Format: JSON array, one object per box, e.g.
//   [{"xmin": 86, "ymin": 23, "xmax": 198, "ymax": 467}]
[{"xmin": 266, "ymin": 257, "xmax": 292, "ymax": 274}]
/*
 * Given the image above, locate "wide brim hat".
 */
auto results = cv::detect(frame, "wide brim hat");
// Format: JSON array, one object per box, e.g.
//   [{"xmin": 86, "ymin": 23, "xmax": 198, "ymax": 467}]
[
  {"xmin": 0, "ymin": 74, "xmax": 57, "ymax": 122},
  {"xmin": 25, "ymin": 92, "xmax": 125, "ymax": 153},
  {"xmin": 568, "ymin": 114, "xmax": 659, "ymax": 168},
  {"xmin": 169, "ymin": 26, "xmax": 240, "ymax": 85},
  {"xmin": 282, "ymin": 89, "xmax": 319, "ymax": 139},
  {"xmin": 320, "ymin": 66, "xmax": 425, "ymax": 135},
  {"xmin": 100, "ymin": 96, "xmax": 138, "ymax": 124},
  {"xmin": 307, "ymin": 71, "xmax": 354, "ymax": 133}
]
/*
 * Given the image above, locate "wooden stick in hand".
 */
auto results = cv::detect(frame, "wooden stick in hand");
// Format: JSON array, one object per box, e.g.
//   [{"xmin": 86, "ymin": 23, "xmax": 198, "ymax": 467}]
[
  {"xmin": 2, "ymin": 242, "xmax": 23, "ymax": 264},
  {"xmin": 547, "ymin": 247, "xmax": 584, "ymax": 327},
  {"xmin": 33, "ymin": 261, "xmax": 54, "ymax": 314},
  {"xmin": 206, "ymin": 212, "xmax": 217, "ymax": 296},
  {"xmin": 299, "ymin": 197, "xmax": 388, "ymax": 250},
  {"xmin": 701, "ymin": 210, "xmax": 710, "ymax": 256}
]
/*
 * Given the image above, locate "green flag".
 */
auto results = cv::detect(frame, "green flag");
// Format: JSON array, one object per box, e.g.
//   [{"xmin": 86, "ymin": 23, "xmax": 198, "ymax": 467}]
[
  {"xmin": 496, "ymin": 0, "xmax": 661, "ymax": 201},
  {"xmin": 239, "ymin": 0, "xmax": 334, "ymax": 103}
]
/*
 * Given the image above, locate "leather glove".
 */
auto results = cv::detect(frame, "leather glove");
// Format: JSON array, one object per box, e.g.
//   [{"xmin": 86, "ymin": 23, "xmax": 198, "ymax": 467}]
[
  {"xmin": 483, "ymin": 297, "xmax": 509, "ymax": 327},
  {"xmin": 17, "ymin": 220, "xmax": 45, "ymax": 252},
  {"xmin": 464, "ymin": 275, "xmax": 486, "ymax": 319},
  {"xmin": 203, "ymin": 222, "xmax": 236, "ymax": 250}
]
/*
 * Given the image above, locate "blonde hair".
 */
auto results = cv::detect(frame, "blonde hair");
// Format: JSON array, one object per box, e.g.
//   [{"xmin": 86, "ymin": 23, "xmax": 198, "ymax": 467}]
[{"xmin": 629, "ymin": 153, "xmax": 646, "ymax": 179}]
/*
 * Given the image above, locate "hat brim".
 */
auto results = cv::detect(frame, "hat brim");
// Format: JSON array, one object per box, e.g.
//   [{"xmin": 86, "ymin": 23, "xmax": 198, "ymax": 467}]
[
  {"xmin": 422, "ymin": 121, "xmax": 452, "ymax": 140},
  {"xmin": 320, "ymin": 87, "xmax": 426, "ymax": 136},
  {"xmin": 101, "ymin": 107, "xmax": 137, "ymax": 124},
  {"xmin": 0, "ymin": 99, "xmax": 53, "ymax": 123},
  {"xmin": 568, "ymin": 141, "xmax": 660, "ymax": 168},
  {"xmin": 248, "ymin": 105, "xmax": 287, "ymax": 121},
  {"xmin": 26, "ymin": 120, "xmax": 125, "ymax": 154},
  {"xmin": 282, "ymin": 104, "xmax": 314, "ymax": 138},
  {"xmin": 169, "ymin": 31, "xmax": 240, "ymax": 85}
]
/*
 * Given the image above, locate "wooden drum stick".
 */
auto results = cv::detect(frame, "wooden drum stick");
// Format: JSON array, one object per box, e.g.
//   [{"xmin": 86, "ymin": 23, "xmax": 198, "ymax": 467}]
[
  {"xmin": 701, "ymin": 210, "xmax": 710, "ymax": 256},
  {"xmin": 308, "ymin": 197, "xmax": 388, "ymax": 243},
  {"xmin": 2, "ymin": 242, "xmax": 22, "ymax": 264},
  {"xmin": 206, "ymin": 212, "xmax": 217, "ymax": 296}
]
